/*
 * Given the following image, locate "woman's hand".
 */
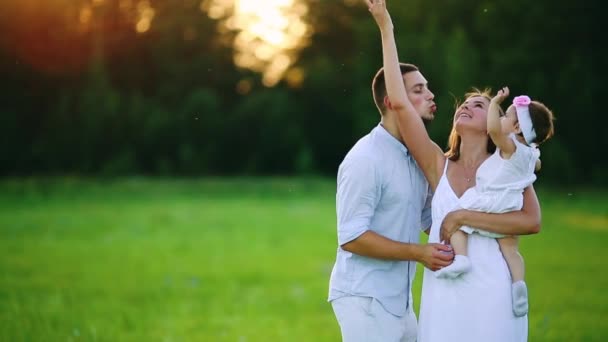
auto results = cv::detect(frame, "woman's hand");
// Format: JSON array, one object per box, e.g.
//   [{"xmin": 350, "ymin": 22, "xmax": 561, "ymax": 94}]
[
  {"xmin": 439, "ymin": 209, "xmax": 465, "ymax": 243},
  {"xmin": 365, "ymin": 0, "xmax": 393, "ymax": 31}
]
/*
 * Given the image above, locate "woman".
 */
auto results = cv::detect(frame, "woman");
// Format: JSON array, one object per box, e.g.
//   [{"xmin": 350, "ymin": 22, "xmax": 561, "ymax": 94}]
[
  {"xmin": 367, "ymin": 1, "xmax": 540, "ymax": 340},
  {"xmin": 416, "ymin": 89, "xmax": 534, "ymax": 341}
]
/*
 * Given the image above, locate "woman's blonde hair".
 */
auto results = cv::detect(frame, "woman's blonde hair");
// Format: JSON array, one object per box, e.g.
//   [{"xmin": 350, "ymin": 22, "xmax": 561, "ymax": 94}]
[{"xmin": 445, "ymin": 88, "xmax": 496, "ymax": 161}]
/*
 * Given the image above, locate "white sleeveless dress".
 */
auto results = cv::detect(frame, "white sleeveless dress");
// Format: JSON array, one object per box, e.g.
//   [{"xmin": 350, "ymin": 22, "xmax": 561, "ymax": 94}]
[{"xmin": 417, "ymin": 159, "xmax": 528, "ymax": 342}]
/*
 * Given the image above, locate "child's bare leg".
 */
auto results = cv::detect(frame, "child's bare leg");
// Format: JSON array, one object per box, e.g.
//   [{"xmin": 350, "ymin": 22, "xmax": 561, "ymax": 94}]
[
  {"xmin": 498, "ymin": 236, "xmax": 524, "ymax": 282},
  {"xmin": 498, "ymin": 236, "xmax": 528, "ymax": 317},
  {"xmin": 434, "ymin": 230, "xmax": 471, "ymax": 279},
  {"xmin": 450, "ymin": 230, "xmax": 468, "ymax": 257}
]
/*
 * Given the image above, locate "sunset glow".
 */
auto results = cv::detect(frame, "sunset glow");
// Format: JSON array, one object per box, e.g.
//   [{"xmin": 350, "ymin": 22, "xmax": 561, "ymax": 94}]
[
  {"xmin": 135, "ymin": 0, "xmax": 155, "ymax": 33},
  {"xmin": 203, "ymin": 0, "xmax": 311, "ymax": 86},
  {"xmin": 4, "ymin": 0, "xmax": 308, "ymax": 81}
]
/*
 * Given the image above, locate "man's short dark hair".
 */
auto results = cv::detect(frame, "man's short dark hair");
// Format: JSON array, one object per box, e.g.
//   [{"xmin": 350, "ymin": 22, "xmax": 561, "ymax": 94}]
[{"xmin": 372, "ymin": 63, "xmax": 419, "ymax": 116}]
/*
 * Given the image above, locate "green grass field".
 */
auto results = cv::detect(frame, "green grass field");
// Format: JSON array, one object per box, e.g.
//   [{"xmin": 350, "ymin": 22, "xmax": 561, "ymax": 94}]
[{"xmin": 0, "ymin": 178, "xmax": 606, "ymax": 341}]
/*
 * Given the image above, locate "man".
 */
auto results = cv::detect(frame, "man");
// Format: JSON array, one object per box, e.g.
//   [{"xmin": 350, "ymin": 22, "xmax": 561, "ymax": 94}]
[{"xmin": 328, "ymin": 64, "xmax": 454, "ymax": 341}]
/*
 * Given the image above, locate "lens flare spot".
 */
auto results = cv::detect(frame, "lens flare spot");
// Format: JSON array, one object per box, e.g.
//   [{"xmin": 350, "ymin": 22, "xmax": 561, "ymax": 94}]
[{"xmin": 203, "ymin": 0, "xmax": 310, "ymax": 86}]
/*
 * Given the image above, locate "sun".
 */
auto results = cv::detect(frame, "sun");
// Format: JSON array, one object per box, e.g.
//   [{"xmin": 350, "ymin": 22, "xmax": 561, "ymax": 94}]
[{"xmin": 203, "ymin": 0, "xmax": 310, "ymax": 87}]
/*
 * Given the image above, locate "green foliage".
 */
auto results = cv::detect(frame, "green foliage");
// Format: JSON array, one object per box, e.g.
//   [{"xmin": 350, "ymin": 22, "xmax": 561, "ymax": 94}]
[
  {"xmin": 0, "ymin": 0, "xmax": 604, "ymax": 184},
  {"xmin": 0, "ymin": 178, "xmax": 606, "ymax": 340}
]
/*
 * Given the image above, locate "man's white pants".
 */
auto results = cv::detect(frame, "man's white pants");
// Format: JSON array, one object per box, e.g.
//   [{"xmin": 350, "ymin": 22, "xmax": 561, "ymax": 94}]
[{"xmin": 331, "ymin": 296, "xmax": 417, "ymax": 342}]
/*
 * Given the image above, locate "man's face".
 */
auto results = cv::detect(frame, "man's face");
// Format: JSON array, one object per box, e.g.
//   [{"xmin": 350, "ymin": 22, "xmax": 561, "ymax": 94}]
[{"xmin": 403, "ymin": 71, "xmax": 436, "ymax": 122}]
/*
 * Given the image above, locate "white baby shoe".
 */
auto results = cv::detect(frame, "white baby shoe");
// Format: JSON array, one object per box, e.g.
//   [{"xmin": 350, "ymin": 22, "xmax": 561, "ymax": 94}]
[
  {"xmin": 512, "ymin": 280, "xmax": 529, "ymax": 317},
  {"xmin": 434, "ymin": 255, "xmax": 471, "ymax": 279}
]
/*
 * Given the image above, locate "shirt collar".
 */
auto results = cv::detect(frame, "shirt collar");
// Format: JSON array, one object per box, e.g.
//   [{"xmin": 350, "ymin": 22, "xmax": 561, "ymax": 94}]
[{"xmin": 375, "ymin": 124, "xmax": 410, "ymax": 156}]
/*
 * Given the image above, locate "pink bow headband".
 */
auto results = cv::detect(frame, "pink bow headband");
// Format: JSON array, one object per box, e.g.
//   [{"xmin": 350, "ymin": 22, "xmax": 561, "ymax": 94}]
[{"xmin": 513, "ymin": 95, "xmax": 536, "ymax": 145}]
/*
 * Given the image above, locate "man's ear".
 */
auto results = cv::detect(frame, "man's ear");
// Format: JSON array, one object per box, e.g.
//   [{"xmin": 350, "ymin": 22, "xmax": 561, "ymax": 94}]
[{"xmin": 383, "ymin": 95, "xmax": 392, "ymax": 110}]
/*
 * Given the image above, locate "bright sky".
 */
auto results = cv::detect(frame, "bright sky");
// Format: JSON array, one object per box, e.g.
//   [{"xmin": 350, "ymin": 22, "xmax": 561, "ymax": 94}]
[
  {"xmin": 4, "ymin": 0, "xmax": 310, "ymax": 84},
  {"xmin": 204, "ymin": 0, "xmax": 310, "ymax": 86}
]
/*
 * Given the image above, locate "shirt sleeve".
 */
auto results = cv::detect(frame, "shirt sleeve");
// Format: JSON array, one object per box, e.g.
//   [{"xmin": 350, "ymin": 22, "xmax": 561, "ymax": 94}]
[
  {"xmin": 421, "ymin": 185, "xmax": 433, "ymax": 231},
  {"xmin": 510, "ymin": 138, "xmax": 538, "ymax": 174},
  {"xmin": 336, "ymin": 156, "xmax": 379, "ymax": 246}
]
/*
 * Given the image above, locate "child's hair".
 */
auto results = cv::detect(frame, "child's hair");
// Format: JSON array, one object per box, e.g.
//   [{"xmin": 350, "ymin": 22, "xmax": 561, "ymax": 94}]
[{"xmin": 525, "ymin": 101, "xmax": 555, "ymax": 145}]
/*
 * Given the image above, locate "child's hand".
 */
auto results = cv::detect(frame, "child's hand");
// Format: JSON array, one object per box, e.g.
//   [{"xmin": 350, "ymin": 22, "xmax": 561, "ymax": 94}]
[
  {"xmin": 365, "ymin": 0, "xmax": 393, "ymax": 31},
  {"xmin": 491, "ymin": 86, "xmax": 510, "ymax": 104}
]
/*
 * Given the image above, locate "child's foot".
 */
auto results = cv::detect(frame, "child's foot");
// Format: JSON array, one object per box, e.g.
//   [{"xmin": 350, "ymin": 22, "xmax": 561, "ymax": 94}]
[
  {"xmin": 434, "ymin": 255, "xmax": 471, "ymax": 279},
  {"xmin": 512, "ymin": 280, "xmax": 529, "ymax": 317}
]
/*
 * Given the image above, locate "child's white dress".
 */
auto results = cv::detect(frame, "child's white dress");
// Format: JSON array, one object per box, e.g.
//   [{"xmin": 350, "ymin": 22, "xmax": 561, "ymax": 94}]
[{"xmin": 459, "ymin": 135, "xmax": 540, "ymax": 238}]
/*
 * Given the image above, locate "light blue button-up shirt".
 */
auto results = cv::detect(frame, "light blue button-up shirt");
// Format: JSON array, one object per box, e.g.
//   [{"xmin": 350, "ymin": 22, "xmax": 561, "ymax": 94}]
[{"xmin": 328, "ymin": 124, "xmax": 432, "ymax": 317}]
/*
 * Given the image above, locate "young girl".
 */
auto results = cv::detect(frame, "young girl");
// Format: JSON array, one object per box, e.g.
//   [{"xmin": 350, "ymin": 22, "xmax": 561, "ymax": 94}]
[{"xmin": 435, "ymin": 87, "xmax": 555, "ymax": 317}]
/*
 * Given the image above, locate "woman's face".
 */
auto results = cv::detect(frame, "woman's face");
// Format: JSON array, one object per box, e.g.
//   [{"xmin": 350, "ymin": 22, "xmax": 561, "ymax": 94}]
[{"xmin": 453, "ymin": 95, "xmax": 490, "ymax": 133}]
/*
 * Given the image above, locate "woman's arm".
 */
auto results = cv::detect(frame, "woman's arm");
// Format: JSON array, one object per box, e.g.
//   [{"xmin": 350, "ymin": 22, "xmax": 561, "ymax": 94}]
[
  {"xmin": 368, "ymin": 0, "xmax": 444, "ymax": 187},
  {"xmin": 440, "ymin": 185, "xmax": 541, "ymax": 242}
]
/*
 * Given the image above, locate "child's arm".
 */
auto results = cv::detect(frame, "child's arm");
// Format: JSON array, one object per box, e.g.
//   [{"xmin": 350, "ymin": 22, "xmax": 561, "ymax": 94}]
[
  {"xmin": 488, "ymin": 87, "xmax": 516, "ymax": 158},
  {"xmin": 367, "ymin": 0, "xmax": 444, "ymax": 187}
]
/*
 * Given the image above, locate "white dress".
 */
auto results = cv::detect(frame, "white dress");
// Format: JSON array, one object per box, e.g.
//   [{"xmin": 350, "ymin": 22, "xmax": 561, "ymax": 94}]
[
  {"xmin": 417, "ymin": 158, "xmax": 528, "ymax": 342},
  {"xmin": 459, "ymin": 136, "xmax": 539, "ymax": 238}
]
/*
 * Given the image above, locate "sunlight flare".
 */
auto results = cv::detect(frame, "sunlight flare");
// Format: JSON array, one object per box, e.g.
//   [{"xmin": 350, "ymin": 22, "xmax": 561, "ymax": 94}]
[
  {"xmin": 135, "ymin": 1, "xmax": 155, "ymax": 33},
  {"xmin": 203, "ymin": 0, "xmax": 311, "ymax": 86}
]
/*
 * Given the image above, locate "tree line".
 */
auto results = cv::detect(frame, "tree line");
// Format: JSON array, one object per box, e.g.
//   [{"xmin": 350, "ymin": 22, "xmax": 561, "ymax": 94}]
[{"xmin": 0, "ymin": 0, "xmax": 604, "ymax": 185}]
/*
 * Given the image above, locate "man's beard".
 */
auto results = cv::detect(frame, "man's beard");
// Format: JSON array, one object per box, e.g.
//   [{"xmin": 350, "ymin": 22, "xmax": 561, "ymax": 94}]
[{"xmin": 422, "ymin": 116, "xmax": 433, "ymax": 128}]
